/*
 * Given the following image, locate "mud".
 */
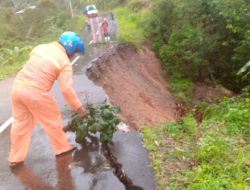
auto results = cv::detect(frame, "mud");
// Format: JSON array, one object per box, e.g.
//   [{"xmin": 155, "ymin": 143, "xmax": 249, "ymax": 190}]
[{"xmin": 86, "ymin": 43, "xmax": 176, "ymax": 131}]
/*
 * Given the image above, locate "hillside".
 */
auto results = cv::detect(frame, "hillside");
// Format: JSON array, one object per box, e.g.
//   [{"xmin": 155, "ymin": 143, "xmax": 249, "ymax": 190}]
[
  {"xmin": 86, "ymin": 43, "xmax": 233, "ymax": 131},
  {"xmin": 87, "ymin": 43, "xmax": 176, "ymax": 130}
]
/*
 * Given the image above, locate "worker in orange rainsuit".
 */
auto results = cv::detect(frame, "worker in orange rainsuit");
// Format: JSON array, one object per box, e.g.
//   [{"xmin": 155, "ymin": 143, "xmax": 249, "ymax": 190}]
[
  {"xmin": 101, "ymin": 18, "xmax": 110, "ymax": 42},
  {"xmin": 9, "ymin": 31, "xmax": 87, "ymax": 167}
]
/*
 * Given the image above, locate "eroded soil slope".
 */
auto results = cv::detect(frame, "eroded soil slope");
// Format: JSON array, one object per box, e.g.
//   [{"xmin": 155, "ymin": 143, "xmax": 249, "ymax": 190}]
[{"xmin": 86, "ymin": 43, "xmax": 176, "ymax": 131}]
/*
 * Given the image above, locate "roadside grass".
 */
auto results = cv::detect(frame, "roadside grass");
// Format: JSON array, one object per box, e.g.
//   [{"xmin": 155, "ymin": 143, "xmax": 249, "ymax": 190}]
[
  {"xmin": 0, "ymin": 61, "xmax": 24, "ymax": 79},
  {"xmin": 64, "ymin": 15, "xmax": 86, "ymax": 33},
  {"xmin": 140, "ymin": 95, "xmax": 250, "ymax": 189},
  {"xmin": 114, "ymin": 7, "xmax": 146, "ymax": 50},
  {"xmin": 114, "ymin": 1, "xmax": 250, "ymax": 189},
  {"xmin": 0, "ymin": 46, "xmax": 32, "ymax": 80}
]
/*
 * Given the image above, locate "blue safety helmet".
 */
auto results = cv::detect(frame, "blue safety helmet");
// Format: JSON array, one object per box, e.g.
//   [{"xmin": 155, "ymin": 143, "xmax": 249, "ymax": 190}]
[{"xmin": 59, "ymin": 31, "xmax": 85, "ymax": 56}]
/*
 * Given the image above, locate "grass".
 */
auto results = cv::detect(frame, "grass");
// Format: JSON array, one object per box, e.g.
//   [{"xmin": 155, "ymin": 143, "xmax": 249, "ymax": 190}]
[
  {"xmin": 0, "ymin": 46, "xmax": 31, "ymax": 80},
  {"xmin": 140, "ymin": 95, "xmax": 250, "ymax": 190},
  {"xmin": 0, "ymin": 62, "xmax": 24, "ymax": 79},
  {"xmin": 112, "ymin": 4, "xmax": 250, "ymax": 188},
  {"xmin": 168, "ymin": 73, "xmax": 194, "ymax": 107},
  {"xmin": 64, "ymin": 14, "xmax": 86, "ymax": 33},
  {"xmin": 114, "ymin": 7, "xmax": 146, "ymax": 50}
]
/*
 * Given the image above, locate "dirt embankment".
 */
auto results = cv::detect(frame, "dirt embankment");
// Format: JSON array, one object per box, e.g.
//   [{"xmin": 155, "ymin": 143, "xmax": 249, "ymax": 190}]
[{"xmin": 86, "ymin": 43, "xmax": 176, "ymax": 131}]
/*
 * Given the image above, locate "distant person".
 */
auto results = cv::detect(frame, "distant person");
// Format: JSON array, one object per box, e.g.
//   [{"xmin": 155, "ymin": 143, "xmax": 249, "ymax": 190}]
[
  {"xmin": 85, "ymin": 19, "xmax": 90, "ymax": 29},
  {"xmin": 101, "ymin": 18, "xmax": 110, "ymax": 42},
  {"xmin": 110, "ymin": 10, "xmax": 115, "ymax": 20},
  {"xmin": 83, "ymin": 7, "xmax": 87, "ymax": 15},
  {"xmin": 67, "ymin": 9, "xmax": 72, "ymax": 19},
  {"xmin": 9, "ymin": 31, "xmax": 87, "ymax": 168}
]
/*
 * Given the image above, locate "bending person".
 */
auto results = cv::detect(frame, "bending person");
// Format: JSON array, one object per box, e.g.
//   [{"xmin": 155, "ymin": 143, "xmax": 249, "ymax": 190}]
[{"xmin": 9, "ymin": 31, "xmax": 87, "ymax": 167}]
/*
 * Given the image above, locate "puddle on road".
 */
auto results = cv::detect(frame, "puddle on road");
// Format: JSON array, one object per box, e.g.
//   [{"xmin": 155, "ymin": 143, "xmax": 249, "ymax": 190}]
[
  {"xmin": 67, "ymin": 133, "xmax": 144, "ymax": 190},
  {"xmin": 1, "ymin": 14, "xmax": 144, "ymax": 190},
  {"xmin": 60, "ymin": 14, "xmax": 136, "ymax": 189},
  {"xmin": 59, "ymin": 20, "xmax": 139, "ymax": 188}
]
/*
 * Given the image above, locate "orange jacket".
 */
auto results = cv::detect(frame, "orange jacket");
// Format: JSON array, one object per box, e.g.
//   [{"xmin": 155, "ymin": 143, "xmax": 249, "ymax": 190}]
[{"xmin": 15, "ymin": 42, "xmax": 81, "ymax": 110}]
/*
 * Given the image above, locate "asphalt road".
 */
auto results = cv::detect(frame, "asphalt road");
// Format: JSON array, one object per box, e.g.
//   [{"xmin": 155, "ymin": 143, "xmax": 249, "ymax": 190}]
[{"xmin": 0, "ymin": 13, "xmax": 156, "ymax": 190}]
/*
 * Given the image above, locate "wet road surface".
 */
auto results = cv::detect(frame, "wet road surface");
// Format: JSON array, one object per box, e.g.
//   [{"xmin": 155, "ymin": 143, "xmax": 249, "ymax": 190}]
[{"xmin": 0, "ymin": 13, "xmax": 156, "ymax": 190}]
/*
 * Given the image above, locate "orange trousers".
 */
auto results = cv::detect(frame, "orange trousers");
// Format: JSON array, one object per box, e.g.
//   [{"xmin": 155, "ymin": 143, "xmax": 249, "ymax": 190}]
[{"xmin": 9, "ymin": 82, "xmax": 74, "ymax": 163}]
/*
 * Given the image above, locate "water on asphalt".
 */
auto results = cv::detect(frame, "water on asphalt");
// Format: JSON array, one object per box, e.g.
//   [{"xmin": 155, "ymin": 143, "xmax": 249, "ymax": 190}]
[{"xmin": 0, "ymin": 13, "xmax": 155, "ymax": 190}]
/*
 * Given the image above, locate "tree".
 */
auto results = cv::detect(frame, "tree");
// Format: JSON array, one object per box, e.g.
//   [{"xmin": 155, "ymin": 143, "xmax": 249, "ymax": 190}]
[
  {"xmin": 4, "ymin": 7, "xmax": 14, "ymax": 22},
  {"xmin": 37, "ymin": 0, "xmax": 58, "ymax": 10}
]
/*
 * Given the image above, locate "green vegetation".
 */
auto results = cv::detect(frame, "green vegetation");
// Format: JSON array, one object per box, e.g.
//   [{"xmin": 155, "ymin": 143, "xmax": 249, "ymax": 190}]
[
  {"xmin": 113, "ymin": 0, "xmax": 152, "ymax": 49},
  {"xmin": 0, "ymin": 46, "xmax": 32, "ymax": 80},
  {"xmin": 114, "ymin": 7, "xmax": 146, "ymax": 49},
  {"xmin": 0, "ymin": 0, "xmax": 249, "ymax": 188},
  {"xmin": 168, "ymin": 74, "xmax": 194, "ymax": 106},
  {"xmin": 141, "ymin": 94, "xmax": 250, "ymax": 189},
  {"xmin": 64, "ymin": 103, "xmax": 121, "ymax": 144},
  {"xmin": 71, "ymin": 0, "xmax": 126, "ymax": 12},
  {"xmin": 114, "ymin": 0, "xmax": 250, "ymax": 93},
  {"xmin": 113, "ymin": 0, "xmax": 250, "ymax": 189},
  {"xmin": 0, "ymin": 0, "xmax": 86, "ymax": 79}
]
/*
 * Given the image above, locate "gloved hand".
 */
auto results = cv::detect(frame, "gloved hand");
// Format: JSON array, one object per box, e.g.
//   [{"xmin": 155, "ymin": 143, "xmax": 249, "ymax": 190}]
[{"xmin": 76, "ymin": 106, "xmax": 87, "ymax": 118}]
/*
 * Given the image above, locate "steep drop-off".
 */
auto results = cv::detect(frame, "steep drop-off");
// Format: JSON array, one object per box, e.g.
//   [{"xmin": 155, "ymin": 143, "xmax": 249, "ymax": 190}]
[{"xmin": 86, "ymin": 43, "xmax": 176, "ymax": 130}]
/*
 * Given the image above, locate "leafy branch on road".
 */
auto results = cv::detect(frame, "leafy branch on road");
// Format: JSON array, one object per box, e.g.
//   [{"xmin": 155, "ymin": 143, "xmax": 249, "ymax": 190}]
[{"xmin": 63, "ymin": 103, "xmax": 121, "ymax": 144}]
